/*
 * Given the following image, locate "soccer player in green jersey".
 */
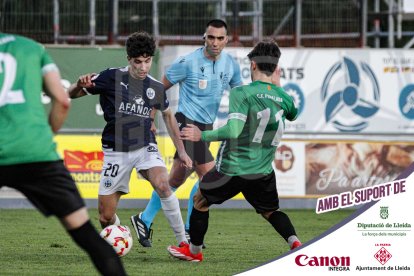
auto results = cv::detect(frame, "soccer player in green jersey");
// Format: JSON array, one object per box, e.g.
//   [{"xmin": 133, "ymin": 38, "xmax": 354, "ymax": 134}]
[
  {"xmin": 167, "ymin": 39, "xmax": 302, "ymax": 262},
  {"xmin": 0, "ymin": 33, "xmax": 126, "ymax": 275}
]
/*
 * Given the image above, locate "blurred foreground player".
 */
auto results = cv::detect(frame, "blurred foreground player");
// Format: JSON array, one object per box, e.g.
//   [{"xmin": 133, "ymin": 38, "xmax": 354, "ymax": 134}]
[{"xmin": 0, "ymin": 33, "xmax": 126, "ymax": 275}]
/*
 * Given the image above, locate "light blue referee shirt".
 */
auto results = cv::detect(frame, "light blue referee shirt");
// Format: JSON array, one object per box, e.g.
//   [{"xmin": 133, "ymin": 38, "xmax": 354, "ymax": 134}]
[{"xmin": 165, "ymin": 47, "xmax": 242, "ymax": 124}]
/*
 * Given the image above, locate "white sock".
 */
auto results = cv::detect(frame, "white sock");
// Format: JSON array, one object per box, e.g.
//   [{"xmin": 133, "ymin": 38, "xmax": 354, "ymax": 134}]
[
  {"xmin": 160, "ymin": 193, "xmax": 186, "ymax": 244},
  {"xmin": 190, "ymin": 243, "xmax": 203, "ymax": 255},
  {"xmin": 113, "ymin": 214, "xmax": 120, "ymax": 225},
  {"xmin": 287, "ymin": 235, "xmax": 300, "ymax": 247}
]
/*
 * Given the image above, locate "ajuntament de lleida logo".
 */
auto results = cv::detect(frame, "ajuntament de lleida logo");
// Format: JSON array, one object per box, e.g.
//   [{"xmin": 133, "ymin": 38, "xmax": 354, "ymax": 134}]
[{"xmin": 380, "ymin": 206, "xmax": 389, "ymax": 219}]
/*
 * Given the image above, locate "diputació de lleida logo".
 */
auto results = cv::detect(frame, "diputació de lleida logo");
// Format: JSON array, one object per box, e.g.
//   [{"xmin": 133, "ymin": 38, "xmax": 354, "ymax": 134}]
[{"xmin": 380, "ymin": 206, "xmax": 389, "ymax": 219}]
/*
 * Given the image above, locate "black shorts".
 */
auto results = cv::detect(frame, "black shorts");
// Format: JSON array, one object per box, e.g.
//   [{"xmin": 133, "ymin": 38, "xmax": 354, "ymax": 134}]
[
  {"xmin": 0, "ymin": 160, "xmax": 85, "ymax": 218},
  {"xmin": 173, "ymin": 112, "xmax": 214, "ymax": 165},
  {"xmin": 200, "ymin": 168, "xmax": 279, "ymax": 213}
]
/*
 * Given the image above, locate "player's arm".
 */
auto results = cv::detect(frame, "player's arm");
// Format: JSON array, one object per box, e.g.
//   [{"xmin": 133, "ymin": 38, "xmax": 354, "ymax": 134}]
[
  {"xmin": 182, "ymin": 86, "xmax": 247, "ymax": 142},
  {"xmin": 68, "ymin": 73, "xmax": 96, "ymax": 99},
  {"xmin": 161, "ymin": 108, "xmax": 192, "ymax": 168},
  {"xmin": 162, "ymin": 75, "xmax": 174, "ymax": 91},
  {"xmin": 43, "ymin": 70, "xmax": 71, "ymax": 133},
  {"xmin": 181, "ymin": 119, "xmax": 245, "ymax": 142},
  {"xmin": 150, "ymin": 108, "xmax": 157, "ymax": 134}
]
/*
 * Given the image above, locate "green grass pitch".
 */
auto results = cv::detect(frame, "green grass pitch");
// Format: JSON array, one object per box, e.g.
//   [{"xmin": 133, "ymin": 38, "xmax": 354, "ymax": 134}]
[{"xmin": 0, "ymin": 208, "xmax": 354, "ymax": 275}]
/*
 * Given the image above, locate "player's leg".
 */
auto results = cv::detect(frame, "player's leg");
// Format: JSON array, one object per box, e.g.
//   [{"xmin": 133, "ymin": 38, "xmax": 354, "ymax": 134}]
[
  {"xmin": 62, "ymin": 207, "xmax": 127, "ymax": 276},
  {"xmin": 98, "ymin": 149, "xmax": 131, "ymax": 228},
  {"xmin": 168, "ymin": 168, "xmax": 237, "ymax": 262},
  {"xmin": 6, "ymin": 161, "xmax": 127, "ymax": 276},
  {"xmin": 98, "ymin": 193, "xmax": 122, "ymax": 228},
  {"xmin": 140, "ymin": 158, "xmax": 193, "ymax": 232},
  {"xmin": 145, "ymin": 165, "xmax": 187, "ymax": 245},
  {"xmin": 184, "ymin": 140, "xmax": 215, "ymax": 233},
  {"xmin": 262, "ymin": 210, "xmax": 302, "ymax": 250},
  {"xmin": 242, "ymin": 173, "xmax": 302, "ymax": 250},
  {"xmin": 132, "ymin": 144, "xmax": 187, "ymax": 246},
  {"xmin": 185, "ymin": 179, "xmax": 198, "ymax": 232}
]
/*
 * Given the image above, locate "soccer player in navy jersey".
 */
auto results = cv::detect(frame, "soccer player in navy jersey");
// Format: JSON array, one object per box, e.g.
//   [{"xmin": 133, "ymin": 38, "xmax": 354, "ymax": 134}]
[
  {"xmin": 68, "ymin": 32, "xmax": 192, "ymax": 248},
  {"xmin": 138, "ymin": 19, "xmax": 243, "ymax": 247}
]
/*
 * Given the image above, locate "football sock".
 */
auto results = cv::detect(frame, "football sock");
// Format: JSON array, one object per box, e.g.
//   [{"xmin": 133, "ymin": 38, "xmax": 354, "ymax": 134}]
[
  {"xmin": 190, "ymin": 242, "xmax": 203, "ymax": 255},
  {"xmin": 185, "ymin": 180, "xmax": 199, "ymax": 230},
  {"xmin": 68, "ymin": 220, "xmax": 126, "ymax": 276},
  {"xmin": 141, "ymin": 187, "xmax": 177, "ymax": 229},
  {"xmin": 160, "ymin": 193, "xmax": 186, "ymax": 244},
  {"xmin": 268, "ymin": 210, "xmax": 297, "ymax": 242},
  {"xmin": 141, "ymin": 190, "xmax": 162, "ymax": 229},
  {"xmin": 113, "ymin": 213, "xmax": 120, "ymax": 225},
  {"xmin": 288, "ymin": 235, "xmax": 301, "ymax": 248},
  {"xmin": 189, "ymin": 207, "xmax": 209, "ymax": 247}
]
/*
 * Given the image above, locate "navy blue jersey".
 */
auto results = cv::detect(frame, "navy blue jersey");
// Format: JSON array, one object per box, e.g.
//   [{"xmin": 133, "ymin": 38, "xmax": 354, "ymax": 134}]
[{"xmin": 85, "ymin": 66, "xmax": 169, "ymax": 152}]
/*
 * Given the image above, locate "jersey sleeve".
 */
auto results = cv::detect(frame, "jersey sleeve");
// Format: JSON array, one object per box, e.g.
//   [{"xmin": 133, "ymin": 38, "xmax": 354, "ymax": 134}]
[
  {"xmin": 228, "ymin": 87, "xmax": 249, "ymax": 122},
  {"xmin": 165, "ymin": 56, "xmax": 187, "ymax": 85},
  {"xmin": 39, "ymin": 45, "xmax": 59, "ymax": 76},
  {"xmin": 152, "ymin": 87, "xmax": 170, "ymax": 112},
  {"xmin": 84, "ymin": 69, "xmax": 112, "ymax": 95},
  {"xmin": 285, "ymin": 93, "xmax": 299, "ymax": 121},
  {"xmin": 229, "ymin": 56, "xmax": 243, "ymax": 88}
]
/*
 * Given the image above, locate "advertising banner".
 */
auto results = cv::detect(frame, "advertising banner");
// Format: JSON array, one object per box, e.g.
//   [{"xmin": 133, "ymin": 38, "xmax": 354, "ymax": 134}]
[
  {"xmin": 160, "ymin": 46, "xmax": 414, "ymax": 134},
  {"xmin": 53, "ymin": 135, "xmax": 228, "ymax": 199},
  {"xmin": 304, "ymin": 141, "xmax": 414, "ymax": 196},
  {"xmin": 271, "ymin": 139, "xmax": 414, "ymax": 197}
]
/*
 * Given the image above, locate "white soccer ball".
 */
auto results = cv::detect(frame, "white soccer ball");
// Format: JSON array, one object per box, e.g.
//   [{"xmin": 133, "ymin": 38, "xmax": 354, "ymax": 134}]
[{"xmin": 100, "ymin": 225, "xmax": 133, "ymax": 257}]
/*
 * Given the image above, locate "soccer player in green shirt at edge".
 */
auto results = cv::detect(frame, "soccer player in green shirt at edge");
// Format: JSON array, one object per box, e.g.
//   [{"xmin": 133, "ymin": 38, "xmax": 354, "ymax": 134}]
[
  {"xmin": 0, "ymin": 33, "xmax": 126, "ymax": 275},
  {"xmin": 167, "ymin": 39, "xmax": 302, "ymax": 262}
]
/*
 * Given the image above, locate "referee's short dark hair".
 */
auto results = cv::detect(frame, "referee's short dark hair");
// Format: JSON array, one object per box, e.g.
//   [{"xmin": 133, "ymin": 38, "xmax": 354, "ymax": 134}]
[
  {"xmin": 126, "ymin": 31, "xmax": 156, "ymax": 58},
  {"xmin": 205, "ymin": 19, "xmax": 227, "ymax": 31}
]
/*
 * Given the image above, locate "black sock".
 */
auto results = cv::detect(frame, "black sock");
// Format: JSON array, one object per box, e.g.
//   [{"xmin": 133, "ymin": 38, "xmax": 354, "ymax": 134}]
[
  {"xmin": 189, "ymin": 208, "xmax": 209, "ymax": 246},
  {"xmin": 267, "ymin": 211, "xmax": 297, "ymax": 242},
  {"xmin": 68, "ymin": 221, "xmax": 127, "ymax": 276}
]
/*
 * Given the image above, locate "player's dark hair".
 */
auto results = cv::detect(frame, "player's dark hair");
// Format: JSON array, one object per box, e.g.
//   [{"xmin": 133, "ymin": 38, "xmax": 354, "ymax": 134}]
[
  {"xmin": 247, "ymin": 39, "xmax": 281, "ymax": 76},
  {"xmin": 205, "ymin": 19, "xmax": 227, "ymax": 31},
  {"xmin": 126, "ymin": 31, "xmax": 156, "ymax": 58}
]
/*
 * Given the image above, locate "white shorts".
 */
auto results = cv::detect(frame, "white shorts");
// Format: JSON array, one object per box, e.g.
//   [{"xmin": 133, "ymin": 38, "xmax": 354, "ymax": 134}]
[{"xmin": 98, "ymin": 143, "xmax": 166, "ymax": 195}]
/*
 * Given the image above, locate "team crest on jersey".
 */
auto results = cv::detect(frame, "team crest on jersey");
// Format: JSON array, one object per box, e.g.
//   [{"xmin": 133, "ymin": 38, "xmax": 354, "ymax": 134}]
[
  {"xmin": 133, "ymin": 95, "xmax": 145, "ymax": 105},
  {"xmin": 147, "ymin": 145, "xmax": 158, "ymax": 152},
  {"xmin": 103, "ymin": 178, "xmax": 113, "ymax": 188},
  {"xmin": 146, "ymin": 88, "xmax": 155, "ymax": 99},
  {"xmin": 199, "ymin": 79, "xmax": 207, "ymax": 90}
]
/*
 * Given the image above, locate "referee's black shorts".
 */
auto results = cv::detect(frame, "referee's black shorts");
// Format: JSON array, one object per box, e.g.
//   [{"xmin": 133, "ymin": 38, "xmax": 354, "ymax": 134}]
[
  {"xmin": 173, "ymin": 112, "xmax": 215, "ymax": 165},
  {"xmin": 0, "ymin": 160, "xmax": 85, "ymax": 218},
  {"xmin": 199, "ymin": 168, "xmax": 280, "ymax": 214}
]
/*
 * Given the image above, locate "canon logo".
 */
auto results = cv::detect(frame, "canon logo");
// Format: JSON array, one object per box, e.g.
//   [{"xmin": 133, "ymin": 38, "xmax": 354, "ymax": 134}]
[{"xmin": 295, "ymin": 254, "xmax": 350, "ymax": 267}]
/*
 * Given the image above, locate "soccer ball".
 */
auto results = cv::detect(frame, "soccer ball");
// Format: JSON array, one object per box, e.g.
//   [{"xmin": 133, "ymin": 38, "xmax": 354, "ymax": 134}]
[{"xmin": 100, "ymin": 225, "xmax": 133, "ymax": 257}]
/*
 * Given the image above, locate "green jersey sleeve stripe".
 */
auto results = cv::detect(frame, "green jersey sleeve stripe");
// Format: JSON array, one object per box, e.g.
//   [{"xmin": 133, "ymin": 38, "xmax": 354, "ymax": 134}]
[
  {"xmin": 41, "ymin": 63, "xmax": 59, "ymax": 75},
  {"xmin": 228, "ymin": 113, "xmax": 247, "ymax": 122}
]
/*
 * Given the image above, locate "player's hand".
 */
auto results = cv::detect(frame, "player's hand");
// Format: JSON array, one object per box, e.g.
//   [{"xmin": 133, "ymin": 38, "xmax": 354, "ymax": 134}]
[
  {"xmin": 77, "ymin": 73, "xmax": 97, "ymax": 89},
  {"xmin": 177, "ymin": 151, "xmax": 193, "ymax": 169},
  {"xmin": 150, "ymin": 121, "xmax": 157, "ymax": 134},
  {"xmin": 180, "ymin": 124, "xmax": 202, "ymax": 142}
]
